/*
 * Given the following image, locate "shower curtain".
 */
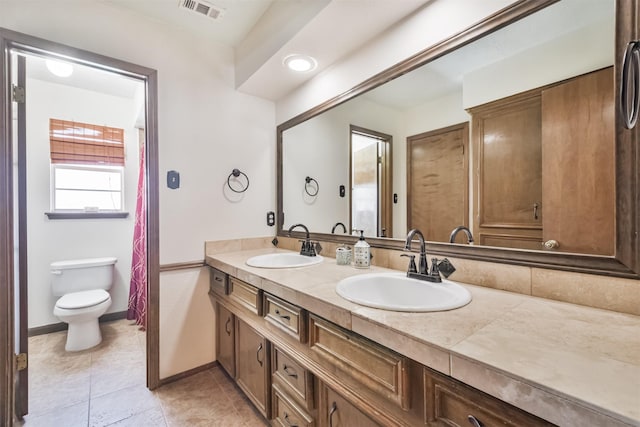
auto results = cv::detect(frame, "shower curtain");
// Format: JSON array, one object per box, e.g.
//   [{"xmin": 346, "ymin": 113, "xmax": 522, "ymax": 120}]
[{"xmin": 127, "ymin": 135, "xmax": 147, "ymax": 329}]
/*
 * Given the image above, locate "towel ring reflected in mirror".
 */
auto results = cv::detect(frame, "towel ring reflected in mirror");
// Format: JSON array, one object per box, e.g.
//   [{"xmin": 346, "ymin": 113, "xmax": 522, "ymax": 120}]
[
  {"xmin": 304, "ymin": 176, "xmax": 319, "ymax": 196},
  {"xmin": 227, "ymin": 168, "xmax": 250, "ymax": 193}
]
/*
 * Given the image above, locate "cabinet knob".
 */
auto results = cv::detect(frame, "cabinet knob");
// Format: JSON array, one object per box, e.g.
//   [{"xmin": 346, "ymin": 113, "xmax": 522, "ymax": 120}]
[
  {"xmin": 329, "ymin": 402, "xmax": 338, "ymax": 427},
  {"xmin": 543, "ymin": 239, "xmax": 559, "ymax": 249},
  {"xmin": 283, "ymin": 364, "xmax": 298, "ymax": 379},
  {"xmin": 225, "ymin": 317, "xmax": 231, "ymax": 336},
  {"xmin": 283, "ymin": 412, "xmax": 298, "ymax": 427},
  {"xmin": 256, "ymin": 343, "xmax": 263, "ymax": 367}
]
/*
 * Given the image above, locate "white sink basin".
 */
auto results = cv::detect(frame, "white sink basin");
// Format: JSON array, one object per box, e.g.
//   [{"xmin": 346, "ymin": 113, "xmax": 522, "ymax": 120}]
[
  {"xmin": 246, "ymin": 253, "xmax": 324, "ymax": 269},
  {"xmin": 336, "ymin": 273, "xmax": 471, "ymax": 312}
]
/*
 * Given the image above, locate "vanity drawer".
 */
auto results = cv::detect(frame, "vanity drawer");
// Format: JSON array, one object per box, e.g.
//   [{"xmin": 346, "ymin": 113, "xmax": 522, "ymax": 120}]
[
  {"xmin": 272, "ymin": 346, "xmax": 314, "ymax": 409},
  {"xmin": 264, "ymin": 293, "xmax": 307, "ymax": 342},
  {"xmin": 229, "ymin": 277, "xmax": 262, "ymax": 316},
  {"xmin": 308, "ymin": 315, "xmax": 409, "ymax": 410},
  {"xmin": 273, "ymin": 383, "xmax": 315, "ymax": 427},
  {"xmin": 424, "ymin": 368, "xmax": 555, "ymax": 427},
  {"xmin": 209, "ymin": 267, "xmax": 228, "ymax": 296}
]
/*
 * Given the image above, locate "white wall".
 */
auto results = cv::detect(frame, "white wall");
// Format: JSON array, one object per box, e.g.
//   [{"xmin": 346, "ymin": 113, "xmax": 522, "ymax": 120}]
[
  {"xmin": 463, "ymin": 17, "xmax": 614, "ymax": 108},
  {"xmin": 1, "ymin": 0, "xmax": 275, "ymax": 378},
  {"xmin": 282, "ymin": 96, "xmax": 401, "ymax": 234},
  {"xmin": 25, "ymin": 76, "xmax": 140, "ymax": 328},
  {"xmin": 159, "ymin": 268, "xmax": 214, "ymax": 379}
]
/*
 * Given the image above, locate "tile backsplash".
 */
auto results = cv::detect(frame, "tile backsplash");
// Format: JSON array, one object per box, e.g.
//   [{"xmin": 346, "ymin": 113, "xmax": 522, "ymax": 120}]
[{"xmin": 205, "ymin": 236, "xmax": 640, "ymax": 316}]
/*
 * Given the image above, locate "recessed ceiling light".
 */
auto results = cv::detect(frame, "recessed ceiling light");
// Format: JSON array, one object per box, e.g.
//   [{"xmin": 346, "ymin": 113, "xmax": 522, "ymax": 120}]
[
  {"xmin": 283, "ymin": 54, "xmax": 317, "ymax": 72},
  {"xmin": 45, "ymin": 59, "xmax": 74, "ymax": 78}
]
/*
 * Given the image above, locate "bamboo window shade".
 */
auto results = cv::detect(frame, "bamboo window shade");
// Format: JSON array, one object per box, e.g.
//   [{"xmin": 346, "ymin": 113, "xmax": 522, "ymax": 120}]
[{"xmin": 49, "ymin": 118, "xmax": 125, "ymax": 166}]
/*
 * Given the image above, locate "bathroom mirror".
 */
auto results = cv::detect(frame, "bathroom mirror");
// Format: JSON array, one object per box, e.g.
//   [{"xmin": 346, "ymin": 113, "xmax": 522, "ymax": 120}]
[{"xmin": 278, "ymin": 0, "xmax": 639, "ymax": 278}]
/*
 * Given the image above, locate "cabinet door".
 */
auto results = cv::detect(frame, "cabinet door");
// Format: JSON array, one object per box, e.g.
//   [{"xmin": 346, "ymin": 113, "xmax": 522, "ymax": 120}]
[
  {"xmin": 216, "ymin": 303, "xmax": 235, "ymax": 377},
  {"xmin": 541, "ymin": 67, "xmax": 614, "ymax": 255},
  {"xmin": 319, "ymin": 384, "xmax": 379, "ymax": 427},
  {"xmin": 236, "ymin": 318, "xmax": 270, "ymax": 418},
  {"xmin": 471, "ymin": 92, "xmax": 543, "ymax": 249}
]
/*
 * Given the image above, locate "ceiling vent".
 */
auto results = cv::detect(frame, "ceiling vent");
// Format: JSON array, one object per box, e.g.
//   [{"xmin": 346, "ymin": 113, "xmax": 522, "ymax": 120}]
[{"xmin": 179, "ymin": 0, "xmax": 225, "ymax": 20}]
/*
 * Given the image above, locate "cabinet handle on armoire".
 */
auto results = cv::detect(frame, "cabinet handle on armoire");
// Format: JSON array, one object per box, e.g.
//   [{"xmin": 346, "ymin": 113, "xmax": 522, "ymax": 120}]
[{"xmin": 621, "ymin": 40, "xmax": 640, "ymax": 130}]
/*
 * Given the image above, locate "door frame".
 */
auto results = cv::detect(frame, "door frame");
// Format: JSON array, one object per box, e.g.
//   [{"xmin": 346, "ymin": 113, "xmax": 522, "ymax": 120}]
[
  {"xmin": 349, "ymin": 124, "xmax": 393, "ymax": 238},
  {"xmin": 0, "ymin": 28, "xmax": 160, "ymax": 424}
]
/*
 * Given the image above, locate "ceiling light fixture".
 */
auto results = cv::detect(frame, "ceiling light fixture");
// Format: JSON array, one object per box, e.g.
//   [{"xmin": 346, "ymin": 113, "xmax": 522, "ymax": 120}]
[
  {"xmin": 45, "ymin": 59, "xmax": 74, "ymax": 78},
  {"xmin": 283, "ymin": 54, "xmax": 317, "ymax": 72}
]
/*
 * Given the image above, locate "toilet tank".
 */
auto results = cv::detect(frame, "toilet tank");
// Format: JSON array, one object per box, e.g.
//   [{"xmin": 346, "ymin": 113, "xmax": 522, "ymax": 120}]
[{"xmin": 50, "ymin": 257, "xmax": 117, "ymax": 296}]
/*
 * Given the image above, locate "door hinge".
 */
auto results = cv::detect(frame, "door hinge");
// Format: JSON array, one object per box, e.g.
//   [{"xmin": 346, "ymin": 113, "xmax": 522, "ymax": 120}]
[
  {"xmin": 15, "ymin": 353, "xmax": 27, "ymax": 371},
  {"xmin": 12, "ymin": 85, "xmax": 25, "ymax": 103}
]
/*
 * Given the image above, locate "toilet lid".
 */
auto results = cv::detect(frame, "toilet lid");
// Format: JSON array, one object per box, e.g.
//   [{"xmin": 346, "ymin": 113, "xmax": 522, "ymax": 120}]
[{"xmin": 56, "ymin": 289, "xmax": 110, "ymax": 309}]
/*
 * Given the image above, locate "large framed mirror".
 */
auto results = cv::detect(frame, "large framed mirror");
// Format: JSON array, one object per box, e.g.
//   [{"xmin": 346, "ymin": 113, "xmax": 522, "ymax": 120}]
[{"xmin": 277, "ymin": 0, "xmax": 639, "ymax": 278}]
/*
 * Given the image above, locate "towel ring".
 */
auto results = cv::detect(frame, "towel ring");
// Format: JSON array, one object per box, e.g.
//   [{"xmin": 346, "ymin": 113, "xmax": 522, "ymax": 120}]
[
  {"xmin": 304, "ymin": 176, "xmax": 319, "ymax": 196},
  {"xmin": 227, "ymin": 169, "xmax": 250, "ymax": 193}
]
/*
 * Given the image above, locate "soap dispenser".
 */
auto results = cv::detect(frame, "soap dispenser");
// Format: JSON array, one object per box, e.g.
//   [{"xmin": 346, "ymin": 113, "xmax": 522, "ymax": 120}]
[{"xmin": 353, "ymin": 230, "xmax": 371, "ymax": 269}]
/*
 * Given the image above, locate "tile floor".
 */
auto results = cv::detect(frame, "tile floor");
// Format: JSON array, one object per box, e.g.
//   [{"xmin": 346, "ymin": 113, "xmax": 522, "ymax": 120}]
[{"xmin": 18, "ymin": 319, "xmax": 268, "ymax": 427}]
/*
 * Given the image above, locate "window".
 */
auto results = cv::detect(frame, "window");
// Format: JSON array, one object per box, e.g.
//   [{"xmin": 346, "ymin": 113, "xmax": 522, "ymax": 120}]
[
  {"xmin": 51, "ymin": 164, "xmax": 124, "ymax": 211},
  {"xmin": 48, "ymin": 118, "xmax": 126, "ymax": 215}
]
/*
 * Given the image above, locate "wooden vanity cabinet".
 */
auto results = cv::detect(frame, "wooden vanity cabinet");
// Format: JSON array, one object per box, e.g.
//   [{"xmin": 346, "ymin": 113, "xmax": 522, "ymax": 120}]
[
  {"xmin": 424, "ymin": 368, "xmax": 554, "ymax": 427},
  {"xmin": 215, "ymin": 302, "xmax": 235, "ymax": 377},
  {"xmin": 235, "ymin": 318, "xmax": 271, "ymax": 418},
  {"xmin": 211, "ymin": 273, "xmax": 555, "ymax": 427}
]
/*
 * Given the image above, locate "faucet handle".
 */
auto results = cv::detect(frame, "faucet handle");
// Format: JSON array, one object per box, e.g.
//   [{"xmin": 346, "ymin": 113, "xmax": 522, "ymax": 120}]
[
  {"xmin": 400, "ymin": 254, "xmax": 417, "ymax": 273},
  {"xmin": 437, "ymin": 258, "xmax": 456, "ymax": 278},
  {"xmin": 429, "ymin": 258, "xmax": 440, "ymax": 276}
]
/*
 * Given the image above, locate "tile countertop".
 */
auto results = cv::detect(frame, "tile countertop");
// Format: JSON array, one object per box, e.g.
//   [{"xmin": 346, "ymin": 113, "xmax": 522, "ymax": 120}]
[{"xmin": 205, "ymin": 248, "xmax": 640, "ymax": 427}]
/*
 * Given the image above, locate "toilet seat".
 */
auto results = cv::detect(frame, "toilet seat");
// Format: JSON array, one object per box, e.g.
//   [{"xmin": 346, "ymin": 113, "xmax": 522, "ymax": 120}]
[{"xmin": 56, "ymin": 289, "xmax": 110, "ymax": 309}]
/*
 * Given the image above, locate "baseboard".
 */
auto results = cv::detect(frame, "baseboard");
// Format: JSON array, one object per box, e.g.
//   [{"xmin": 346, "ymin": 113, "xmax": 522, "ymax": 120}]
[
  {"xmin": 158, "ymin": 361, "xmax": 219, "ymax": 387},
  {"xmin": 101, "ymin": 310, "xmax": 128, "ymax": 323},
  {"xmin": 27, "ymin": 310, "xmax": 129, "ymax": 337}
]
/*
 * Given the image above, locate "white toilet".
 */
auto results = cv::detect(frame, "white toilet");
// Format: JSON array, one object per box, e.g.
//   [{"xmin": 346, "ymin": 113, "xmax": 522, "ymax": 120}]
[{"xmin": 51, "ymin": 257, "xmax": 117, "ymax": 351}]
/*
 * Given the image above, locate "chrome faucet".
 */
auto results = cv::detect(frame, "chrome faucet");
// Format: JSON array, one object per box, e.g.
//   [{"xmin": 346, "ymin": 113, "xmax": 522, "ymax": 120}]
[
  {"xmin": 331, "ymin": 222, "xmax": 347, "ymax": 234},
  {"xmin": 404, "ymin": 229, "xmax": 442, "ymax": 283},
  {"xmin": 288, "ymin": 223, "xmax": 316, "ymax": 256},
  {"xmin": 449, "ymin": 226, "xmax": 474, "ymax": 244}
]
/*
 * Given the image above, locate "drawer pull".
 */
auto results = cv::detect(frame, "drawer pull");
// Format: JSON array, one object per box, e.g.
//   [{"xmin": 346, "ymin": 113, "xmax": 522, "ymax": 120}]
[
  {"xmin": 256, "ymin": 343, "xmax": 263, "ymax": 367},
  {"xmin": 275, "ymin": 309, "xmax": 291, "ymax": 322},
  {"xmin": 225, "ymin": 317, "xmax": 231, "ymax": 336},
  {"xmin": 283, "ymin": 364, "xmax": 298, "ymax": 379},
  {"xmin": 215, "ymin": 276, "xmax": 223, "ymax": 282},
  {"xmin": 283, "ymin": 412, "xmax": 298, "ymax": 427},
  {"xmin": 329, "ymin": 402, "xmax": 337, "ymax": 427},
  {"xmin": 468, "ymin": 415, "xmax": 483, "ymax": 427}
]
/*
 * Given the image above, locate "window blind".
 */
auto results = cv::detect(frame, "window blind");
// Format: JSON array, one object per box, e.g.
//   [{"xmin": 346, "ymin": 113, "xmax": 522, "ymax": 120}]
[{"xmin": 49, "ymin": 118, "xmax": 125, "ymax": 166}]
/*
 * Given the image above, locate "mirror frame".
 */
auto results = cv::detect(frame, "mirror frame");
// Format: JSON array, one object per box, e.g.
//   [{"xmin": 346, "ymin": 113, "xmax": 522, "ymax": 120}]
[{"xmin": 277, "ymin": 0, "xmax": 640, "ymax": 279}]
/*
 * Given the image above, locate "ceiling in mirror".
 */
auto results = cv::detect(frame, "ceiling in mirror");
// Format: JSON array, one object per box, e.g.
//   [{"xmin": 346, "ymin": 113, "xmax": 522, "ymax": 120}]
[{"xmin": 280, "ymin": 0, "xmax": 617, "ymax": 258}]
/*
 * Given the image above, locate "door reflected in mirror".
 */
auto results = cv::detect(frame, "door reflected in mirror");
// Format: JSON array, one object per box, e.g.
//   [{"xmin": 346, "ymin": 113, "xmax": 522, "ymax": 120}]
[{"xmin": 350, "ymin": 126, "xmax": 392, "ymax": 238}]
